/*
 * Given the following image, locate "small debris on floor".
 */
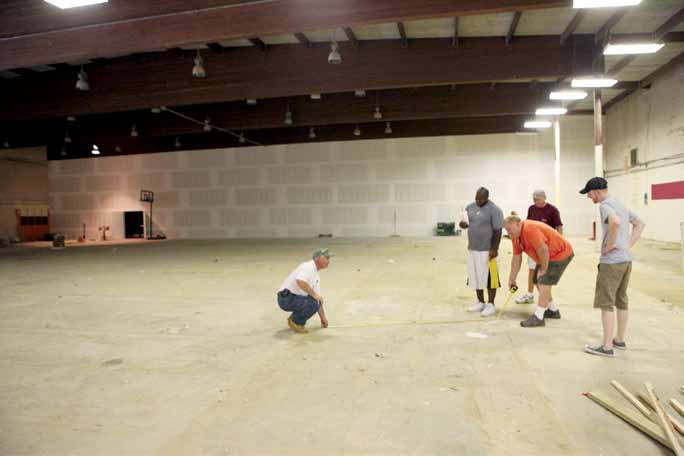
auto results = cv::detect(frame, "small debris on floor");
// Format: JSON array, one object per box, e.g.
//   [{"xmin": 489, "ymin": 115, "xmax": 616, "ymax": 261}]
[
  {"xmin": 375, "ymin": 353, "xmax": 384, "ymax": 358},
  {"xmin": 465, "ymin": 332, "xmax": 488, "ymax": 339},
  {"xmin": 387, "ymin": 259, "xmax": 395, "ymax": 264},
  {"xmin": 103, "ymin": 358, "xmax": 123, "ymax": 367}
]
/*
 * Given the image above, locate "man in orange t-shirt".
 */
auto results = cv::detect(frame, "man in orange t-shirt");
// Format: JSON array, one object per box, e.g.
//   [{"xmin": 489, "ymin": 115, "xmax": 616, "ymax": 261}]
[{"xmin": 504, "ymin": 215, "xmax": 574, "ymax": 328}]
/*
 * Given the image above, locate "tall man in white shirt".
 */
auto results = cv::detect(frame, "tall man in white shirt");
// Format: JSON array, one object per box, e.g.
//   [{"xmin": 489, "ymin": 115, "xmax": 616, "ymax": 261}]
[{"xmin": 277, "ymin": 248, "xmax": 333, "ymax": 333}]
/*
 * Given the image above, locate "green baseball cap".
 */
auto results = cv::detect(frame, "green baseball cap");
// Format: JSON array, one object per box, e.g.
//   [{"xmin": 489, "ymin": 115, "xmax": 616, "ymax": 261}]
[{"xmin": 312, "ymin": 248, "xmax": 334, "ymax": 259}]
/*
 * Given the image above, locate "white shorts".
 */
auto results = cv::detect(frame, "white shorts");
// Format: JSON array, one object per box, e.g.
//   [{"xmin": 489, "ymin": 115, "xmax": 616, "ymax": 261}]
[
  {"xmin": 527, "ymin": 256, "xmax": 536, "ymax": 270},
  {"xmin": 467, "ymin": 250, "xmax": 500, "ymax": 290}
]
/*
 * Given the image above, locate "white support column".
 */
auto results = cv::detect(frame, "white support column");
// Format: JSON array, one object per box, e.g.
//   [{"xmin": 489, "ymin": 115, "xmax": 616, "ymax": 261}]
[
  {"xmin": 593, "ymin": 89, "xmax": 604, "ymax": 248},
  {"xmin": 554, "ymin": 118, "xmax": 561, "ymax": 208}
]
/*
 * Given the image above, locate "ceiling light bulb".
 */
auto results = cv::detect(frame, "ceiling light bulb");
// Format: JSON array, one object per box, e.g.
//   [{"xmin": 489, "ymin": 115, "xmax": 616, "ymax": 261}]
[
  {"xmin": 75, "ymin": 66, "xmax": 89, "ymax": 91},
  {"xmin": 353, "ymin": 125, "xmax": 361, "ymax": 136},
  {"xmin": 151, "ymin": 107, "xmax": 161, "ymax": 114},
  {"xmin": 309, "ymin": 127, "xmax": 316, "ymax": 139},
  {"xmin": 60, "ymin": 146, "xmax": 67, "ymax": 157},
  {"xmin": 246, "ymin": 99, "xmax": 258, "ymax": 106},
  {"xmin": 571, "ymin": 77, "xmax": 618, "ymax": 88},
  {"xmin": 174, "ymin": 137, "xmax": 181, "ymax": 148},
  {"xmin": 192, "ymin": 50, "xmax": 206, "ymax": 78},
  {"xmin": 130, "ymin": 125, "xmax": 139, "ymax": 137},
  {"xmin": 604, "ymin": 43, "xmax": 664, "ymax": 55},
  {"xmin": 384, "ymin": 122, "xmax": 392, "ymax": 134},
  {"xmin": 203, "ymin": 117, "xmax": 212, "ymax": 132},
  {"xmin": 91, "ymin": 144, "xmax": 100, "ymax": 155},
  {"xmin": 535, "ymin": 107, "xmax": 567, "ymax": 116},
  {"xmin": 67, "ymin": 115, "xmax": 76, "ymax": 122},
  {"xmin": 310, "ymin": 93, "xmax": 321, "ymax": 100},
  {"xmin": 114, "ymin": 145, "xmax": 122, "ymax": 153},
  {"xmin": 573, "ymin": 0, "xmax": 641, "ymax": 8},
  {"xmin": 284, "ymin": 111, "xmax": 293, "ymax": 125},
  {"xmin": 64, "ymin": 132, "xmax": 72, "ymax": 144},
  {"xmin": 44, "ymin": 0, "xmax": 108, "ymax": 9},
  {"xmin": 328, "ymin": 42, "xmax": 342, "ymax": 64},
  {"xmin": 3, "ymin": 139, "xmax": 10, "ymax": 148},
  {"xmin": 354, "ymin": 90, "xmax": 367, "ymax": 97},
  {"xmin": 549, "ymin": 90, "xmax": 587, "ymax": 100},
  {"xmin": 373, "ymin": 106, "xmax": 383, "ymax": 120},
  {"xmin": 238, "ymin": 133, "xmax": 246, "ymax": 144},
  {"xmin": 524, "ymin": 120, "xmax": 552, "ymax": 129}
]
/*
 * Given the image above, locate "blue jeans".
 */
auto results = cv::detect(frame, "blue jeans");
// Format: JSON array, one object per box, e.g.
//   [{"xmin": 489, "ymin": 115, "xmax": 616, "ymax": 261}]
[{"xmin": 277, "ymin": 289, "xmax": 320, "ymax": 326}]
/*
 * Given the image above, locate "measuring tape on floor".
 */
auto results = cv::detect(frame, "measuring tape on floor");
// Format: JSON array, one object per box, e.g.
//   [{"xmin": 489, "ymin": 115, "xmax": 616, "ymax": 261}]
[{"xmin": 330, "ymin": 286, "xmax": 519, "ymax": 329}]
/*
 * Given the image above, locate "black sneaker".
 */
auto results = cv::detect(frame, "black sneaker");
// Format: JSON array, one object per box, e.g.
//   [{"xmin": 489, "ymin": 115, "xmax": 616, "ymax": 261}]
[
  {"xmin": 544, "ymin": 309, "xmax": 561, "ymax": 319},
  {"xmin": 520, "ymin": 314, "xmax": 545, "ymax": 327},
  {"xmin": 612, "ymin": 339, "xmax": 626, "ymax": 350},
  {"xmin": 584, "ymin": 344, "xmax": 614, "ymax": 357}
]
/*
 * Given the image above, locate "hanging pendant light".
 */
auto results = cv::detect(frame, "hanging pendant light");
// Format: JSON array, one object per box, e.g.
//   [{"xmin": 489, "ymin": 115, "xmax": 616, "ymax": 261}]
[
  {"xmin": 203, "ymin": 116, "xmax": 212, "ymax": 132},
  {"xmin": 353, "ymin": 125, "xmax": 361, "ymax": 136},
  {"xmin": 75, "ymin": 65, "xmax": 89, "ymax": 91},
  {"xmin": 130, "ymin": 125, "xmax": 139, "ymax": 137},
  {"xmin": 309, "ymin": 127, "xmax": 316, "ymax": 139},
  {"xmin": 192, "ymin": 50, "xmax": 206, "ymax": 78},
  {"xmin": 384, "ymin": 122, "xmax": 392, "ymax": 134}
]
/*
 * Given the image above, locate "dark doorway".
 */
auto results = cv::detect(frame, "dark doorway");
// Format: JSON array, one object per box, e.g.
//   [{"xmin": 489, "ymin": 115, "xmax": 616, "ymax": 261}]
[{"xmin": 124, "ymin": 211, "xmax": 144, "ymax": 238}]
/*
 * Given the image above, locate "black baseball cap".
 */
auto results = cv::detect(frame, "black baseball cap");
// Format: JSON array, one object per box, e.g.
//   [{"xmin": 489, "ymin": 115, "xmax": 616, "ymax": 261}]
[{"xmin": 579, "ymin": 177, "xmax": 608, "ymax": 194}]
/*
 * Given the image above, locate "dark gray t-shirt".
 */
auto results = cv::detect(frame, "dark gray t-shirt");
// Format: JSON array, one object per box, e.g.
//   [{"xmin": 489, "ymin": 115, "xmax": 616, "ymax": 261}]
[
  {"xmin": 599, "ymin": 196, "xmax": 637, "ymax": 264},
  {"xmin": 465, "ymin": 201, "xmax": 503, "ymax": 251}
]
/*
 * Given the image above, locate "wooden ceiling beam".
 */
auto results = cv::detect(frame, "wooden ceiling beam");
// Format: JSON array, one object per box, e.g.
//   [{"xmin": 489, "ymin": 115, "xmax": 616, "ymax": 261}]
[
  {"xmin": 560, "ymin": 10, "xmax": 585, "ymax": 45},
  {"xmin": 0, "ymin": 0, "xmax": 571, "ymax": 71},
  {"xmin": 0, "ymin": 35, "xmax": 595, "ymax": 122},
  {"xmin": 506, "ymin": 11, "xmax": 522, "ymax": 46},
  {"xmin": 343, "ymin": 27, "xmax": 359, "ymax": 50},
  {"xmin": 397, "ymin": 22, "xmax": 409, "ymax": 48}
]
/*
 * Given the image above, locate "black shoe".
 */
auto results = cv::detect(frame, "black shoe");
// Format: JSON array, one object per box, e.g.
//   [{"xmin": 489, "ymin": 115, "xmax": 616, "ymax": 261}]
[
  {"xmin": 520, "ymin": 314, "xmax": 545, "ymax": 327},
  {"xmin": 584, "ymin": 344, "xmax": 614, "ymax": 357},
  {"xmin": 544, "ymin": 309, "xmax": 561, "ymax": 319},
  {"xmin": 612, "ymin": 339, "xmax": 626, "ymax": 350}
]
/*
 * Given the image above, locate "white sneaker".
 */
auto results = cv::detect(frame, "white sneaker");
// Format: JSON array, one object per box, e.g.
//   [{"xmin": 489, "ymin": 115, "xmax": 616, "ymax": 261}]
[
  {"xmin": 480, "ymin": 303, "xmax": 496, "ymax": 317},
  {"xmin": 467, "ymin": 302, "xmax": 485, "ymax": 313},
  {"xmin": 515, "ymin": 293, "xmax": 534, "ymax": 304}
]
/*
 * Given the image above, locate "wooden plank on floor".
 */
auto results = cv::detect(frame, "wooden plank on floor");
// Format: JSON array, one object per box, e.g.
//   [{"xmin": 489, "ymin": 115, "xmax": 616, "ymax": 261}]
[{"xmin": 586, "ymin": 391, "xmax": 674, "ymax": 451}]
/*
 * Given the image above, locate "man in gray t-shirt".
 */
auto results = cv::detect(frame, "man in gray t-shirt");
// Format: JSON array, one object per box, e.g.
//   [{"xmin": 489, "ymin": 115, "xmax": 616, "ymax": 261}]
[
  {"xmin": 579, "ymin": 177, "xmax": 645, "ymax": 358},
  {"xmin": 459, "ymin": 187, "xmax": 504, "ymax": 317}
]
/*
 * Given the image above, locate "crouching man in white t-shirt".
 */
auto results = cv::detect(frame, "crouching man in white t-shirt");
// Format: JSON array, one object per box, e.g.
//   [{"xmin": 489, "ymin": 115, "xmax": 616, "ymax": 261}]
[{"xmin": 277, "ymin": 248, "xmax": 333, "ymax": 333}]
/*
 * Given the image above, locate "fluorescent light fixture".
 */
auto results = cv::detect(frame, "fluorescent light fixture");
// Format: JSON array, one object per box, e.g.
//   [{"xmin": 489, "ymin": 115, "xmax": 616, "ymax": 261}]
[
  {"xmin": 524, "ymin": 120, "xmax": 552, "ymax": 129},
  {"xmin": 151, "ymin": 107, "xmax": 162, "ymax": 114},
  {"xmin": 535, "ymin": 107, "xmax": 567, "ymax": 116},
  {"xmin": 571, "ymin": 77, "xmax": 618, "ymax": 88},
  {"xmin": 246, "ymin": 99, "xmax": 258, "ymax": 106},
  {"xmin": 604, "ymin": 43, "xmax": 664, "ymax": 55},
  {"xmin": 310, "ymin": 93, "xmax": 322, "ymax": 100},
  {"xmin": 550, "ymin": 90, "xmax": 587, "ymax": 101},
  {"xmin": 44, "ymin": 0, "xmax": 108, "ymax": 9},
  {"xmin": 573, "ymin": 0, "xmax": 641, "ymax": 8},
  {"xmin": 91, "ymin": 144, "xmax": 100, "ymax": 155}
]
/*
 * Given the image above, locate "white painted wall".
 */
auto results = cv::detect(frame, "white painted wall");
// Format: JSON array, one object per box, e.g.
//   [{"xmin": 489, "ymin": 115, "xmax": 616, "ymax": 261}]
[
  {"xmin": 48, "ymin": 116, "xmax": 596, "ymax": 240},
  {"xmin": 0, "ymin": 147, "xmax": 49, "ymax": 241},
  {"xmin": 605, "ymin": 68, "xmax": 684, "ymax": 243}
]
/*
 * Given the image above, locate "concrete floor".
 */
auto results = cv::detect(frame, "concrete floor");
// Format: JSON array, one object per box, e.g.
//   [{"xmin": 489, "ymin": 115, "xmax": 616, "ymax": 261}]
[{"xmin": 0, "ymin": 236, "xmax": 682, "ymax": 455}]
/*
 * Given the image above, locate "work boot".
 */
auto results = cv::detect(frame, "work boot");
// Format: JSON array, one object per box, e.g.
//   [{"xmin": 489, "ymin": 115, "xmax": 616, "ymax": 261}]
[
  {"xmin": 287, "ymin": 317, "xmax": 308, "ymax": 334},
  {"xmin": 520, "ymin": 314, "xmax": 545, "ymax": 327},
  {"xmin": 543, "ymin": 309, "xmax": 561, "ymax": 319}
]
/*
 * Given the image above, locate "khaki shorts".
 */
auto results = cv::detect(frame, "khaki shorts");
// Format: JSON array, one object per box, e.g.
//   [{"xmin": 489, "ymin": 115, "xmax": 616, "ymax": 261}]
[
  {"xmin": 593, "ymin": 262, "xmax": 632, "ymax": 311},
  {"xmin": 533, "ymin": 254, "xmax": 573, "ymax": 286}
]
